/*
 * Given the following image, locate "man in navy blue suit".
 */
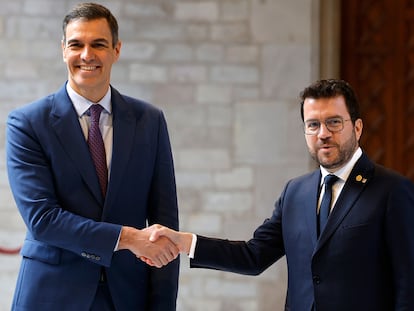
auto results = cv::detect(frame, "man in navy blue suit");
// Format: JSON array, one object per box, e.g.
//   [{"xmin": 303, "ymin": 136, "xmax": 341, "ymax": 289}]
[
  {"xmin": 147, "ymin": 79, "xmax": 414, "ymax": 311},
  {"xmin": 7, "ymin": 3, "xmax": 179, "ymax": 310}
]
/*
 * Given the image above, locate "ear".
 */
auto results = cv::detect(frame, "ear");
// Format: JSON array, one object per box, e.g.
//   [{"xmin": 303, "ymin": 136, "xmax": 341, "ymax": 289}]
[
  {"xmin": 113, "ymin": 40, "xmax": 122, "ymax": 62},
  {"xmin": 354, "ymin": 118, "xmax": 363, "ymax": 141},
  {"xmin": 61, "ymin": 39, "xmax": 67, "ymax": 63}
]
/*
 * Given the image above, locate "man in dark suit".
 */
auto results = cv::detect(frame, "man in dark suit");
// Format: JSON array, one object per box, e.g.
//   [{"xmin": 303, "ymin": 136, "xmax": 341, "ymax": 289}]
[
  {"xmin": 7, "ymin": 3, "xmax": 179, "ymax": 310},
  {"xmin": 146, "ymin": 79, "xmax": 414, "ymax": 310}
]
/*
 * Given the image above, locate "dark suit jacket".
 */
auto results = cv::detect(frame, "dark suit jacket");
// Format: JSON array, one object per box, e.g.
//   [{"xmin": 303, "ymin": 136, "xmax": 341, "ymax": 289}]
[
  {"xmin": 191, "ymin": 153, "xmax": 414, "ymax": 311},
  {"xmin": 7, "ymin": 84, "xmax": 179, "ymax": 310}
]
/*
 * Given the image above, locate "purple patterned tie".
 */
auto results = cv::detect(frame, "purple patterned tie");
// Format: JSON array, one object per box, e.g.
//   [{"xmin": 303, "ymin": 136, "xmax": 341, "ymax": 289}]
[{"xmin": 88, "ymin": 104, "xmax": 107, "ymax": 197}]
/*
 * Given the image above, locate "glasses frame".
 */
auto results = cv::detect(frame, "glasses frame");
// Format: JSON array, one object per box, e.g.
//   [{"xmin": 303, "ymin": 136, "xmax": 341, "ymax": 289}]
[{"xmin": 304, "ymin": 117, "xmax": 351, "ymax": 135}]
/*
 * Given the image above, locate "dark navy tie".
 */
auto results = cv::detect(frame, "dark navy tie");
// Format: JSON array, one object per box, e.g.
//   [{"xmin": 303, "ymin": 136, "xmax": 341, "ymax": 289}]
[
  {"xmin": 88, "ymin": 104, "xmax": 107, "ymax": 197},
  {"xmin": 318, "ymin": 174, "xmax": 338, "ymax": 236}
]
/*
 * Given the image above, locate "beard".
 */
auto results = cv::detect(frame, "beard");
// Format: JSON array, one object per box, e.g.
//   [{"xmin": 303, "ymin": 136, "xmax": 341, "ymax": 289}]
[{"xmin": 309, "ymin": 132, "xmax": 359, "ymax": 170}]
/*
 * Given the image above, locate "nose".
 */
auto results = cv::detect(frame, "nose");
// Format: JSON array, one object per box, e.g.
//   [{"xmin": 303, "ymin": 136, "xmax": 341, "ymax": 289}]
[
  {"xmin": 317, "ymin": 122, "xmax": 332, "ymax": 139},
  {"xmin": 81, "ymin": 46, "xmax": 95, "ymax": 62}
]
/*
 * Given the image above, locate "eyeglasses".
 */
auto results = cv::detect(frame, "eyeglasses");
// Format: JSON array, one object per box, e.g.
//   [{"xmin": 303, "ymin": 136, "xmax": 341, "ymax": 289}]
[{"xmin": 304, "ymin": 117, "xmax": 351, "ymax": 135}]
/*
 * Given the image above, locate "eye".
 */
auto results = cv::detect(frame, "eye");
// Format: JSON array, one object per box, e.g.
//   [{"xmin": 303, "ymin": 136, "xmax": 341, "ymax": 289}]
[
  {"xmin": 92, "ymin": 43, "xmax": 108, "ymax": 49},
  {"xmin": 306, "ymin": 120, "xmax": 320, "ymax": 130},
  {"xmin": 326, "ymin": 118, "xmax": 342, "ymax": 128},
  {"xmin": 66, "ymin": 42, "xmax": 82, "ymax": 49}
]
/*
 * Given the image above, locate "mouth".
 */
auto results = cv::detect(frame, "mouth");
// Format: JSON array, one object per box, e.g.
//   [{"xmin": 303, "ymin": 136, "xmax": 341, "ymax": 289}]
[
  {"xmin": 78, "ymin": 65, "xmax": 100, "ymax": 71},
  {"xmin": 319, "ymin": 144, "xmax": 336, "ymax": 152}
]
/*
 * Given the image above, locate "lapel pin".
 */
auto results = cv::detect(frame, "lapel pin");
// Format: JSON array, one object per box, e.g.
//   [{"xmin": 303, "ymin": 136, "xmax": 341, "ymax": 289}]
[{"xmin": 355, "ymin": 175, "xmax": 367, "ymax": 183}]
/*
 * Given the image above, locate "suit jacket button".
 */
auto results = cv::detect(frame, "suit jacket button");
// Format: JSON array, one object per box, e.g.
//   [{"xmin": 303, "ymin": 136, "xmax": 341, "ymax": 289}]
[{"xmin": 312, "ymin": 276, "xmax": 321, "ymax": 284}]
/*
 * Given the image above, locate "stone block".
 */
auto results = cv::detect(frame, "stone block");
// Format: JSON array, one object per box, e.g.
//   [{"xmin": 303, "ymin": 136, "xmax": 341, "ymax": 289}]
[
  {"xmin": 120, "ymin": 42, "xmax": 156, "ymax": 60},
  {"xmin": 187, "ymin": 213, "xmax": 222, "ymax": 234},
  {"xmin": 207, "ymin": 105, "xmax": 232, "ymax": 127},
  {"xmin": 169, "ymin": 65, "xmax": 207, "ymax": 83},
  {"xmin": 233, "ymin": 86, "xmax": 260, "ymax": 101},
  {"xmin": 213, "ymin": 167, "xmax": 253, "ymax": 189},
  {"xmin": 130, "ymin": 64, "xmax": 167, "ymax": 82},
  {"xmin": 6, "ymin": 16, "xmax": 61, "ymax": 40},
  {"xmin": 196, "ymin": 44, "xmax": 224, "ymax": 63},
  {"xmin": 262, "ymin": 44, "xmax": 312, "ymax": 100},
  {"xmin": 176, "ymin": 171, "xmax": 213, "ymax": 190},
  {"xmin": 196, "ymin": 84, "xmax": 231, "ymax": 104},
  {"xmin": 210, "ymin": 65, "xmax": 259, "ymax": 84},
  {"xmin": 204, "ymin": 278, "xmax": 257, "ymax": 298},
  {"xmin": 160, "ymin": 44, "xmax": 194, "ymax": 62},
  {"xmin": 177, "ymin": 297, "xmax": 221, "ymax": 311},
  {"xmin": 176, "ymin": 148, "xmax": 231, "ymax": 171},
  {"xmin": 175, "ymin": 1, "xmax": 219, "ymax": 22},
  {"xmin": 226, "ymin": 45, "xmax": 258, "ymax": 63},
  {"xmin": 5, "ymin": 60, "xmax": 38, "ymax": 79},
  {"xmin": 123, "ymin": 3, "xmax": 168, "ymax": 18},
  {"xmin": 185, "ymin": 24, "xmax": 209, "ymax": 41},
  {"xmin": 0, "ymin": 256, "xmax": 21, "ymax": 310},
  {"xmin": 153, "ymin": 84, "xmax": 195, "ymax": 107},
  {"xmin": 211, "ymin": 23, "xmax": 249, "ymax": 43},
  {"xmin": 251, "ymin": 0, "xmax": 312, "ymax": 43},
  {"xmin": 162, "ymin": 104, "xmax": 206, "ymax": 128},
  {"xmin": 0, "ymin": 2, "xmax": 20, "ymax": 14},
  {"xmin": 234, "ymin": 101, "xmax": 291, "ymax": 165},
  {"xmin": 133, "ymin": 21, "xmax": 186, "ymax": 40},
  {"xmin": 220, "ymin": 0, "xmax": 249, "ymax": 21},
  {"xmin": 202, "ymin": 191, "xmax": 253, "ymax": 214},
  {"xmin": 111, "ymin": 82, "xmax": 154, "ymax": 103},
  {"xmin": 23, "ymin": 0, "xmax": 67, "ymax": 16},
  {"xmin": 0, "ymin": 17, "xmax": 3, "ymax": 35}
]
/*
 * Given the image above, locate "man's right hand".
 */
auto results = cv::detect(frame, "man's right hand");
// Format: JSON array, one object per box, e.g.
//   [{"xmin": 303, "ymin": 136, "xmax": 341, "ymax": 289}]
[{"xmin": 117, "ymin": 226, "xmax": 179, "ymax": 268}]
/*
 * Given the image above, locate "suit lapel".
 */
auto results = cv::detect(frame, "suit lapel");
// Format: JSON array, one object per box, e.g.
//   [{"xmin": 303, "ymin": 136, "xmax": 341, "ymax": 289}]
[
  {"xmin": 315, "ymin": 153, "xmax": 374, "ymax": 252},
  {"xmin": 103, "ymin": 87, "xmax": 136, "ymax": 210},
  {"xmin": 304, "ymin": 171, "xmax": 322, "ymax": 247},
  {"xmin": 50, "ymin": 84, "xmax": 104, "ymax": 204}
]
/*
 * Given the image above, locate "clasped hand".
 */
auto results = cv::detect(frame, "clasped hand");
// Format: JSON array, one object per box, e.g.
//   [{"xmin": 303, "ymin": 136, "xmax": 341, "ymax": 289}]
[
  {"xmin": 117, "ymin": 226, "xmax": 179, "ymax": 268},
  {"xmin": 139, "ymin": 224, "xmax": 192, "ymax": 267}
]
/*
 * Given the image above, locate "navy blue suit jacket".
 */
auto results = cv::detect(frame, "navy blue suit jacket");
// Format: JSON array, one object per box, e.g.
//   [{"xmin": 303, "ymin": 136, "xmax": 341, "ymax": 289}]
[
  {"xmin": 7, "ymin": 84, "xmax": 179, "ymax": 310},
  {"xmin": 191, "ymin": 153, "xmax": 414, "ymax": 311}
]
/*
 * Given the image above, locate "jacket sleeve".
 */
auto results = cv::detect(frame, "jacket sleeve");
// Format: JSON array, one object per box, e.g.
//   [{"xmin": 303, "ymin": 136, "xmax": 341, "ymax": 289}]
[
  {"xmin": 190, "ymin": 196, "xmax": 285, "ymax": 276},
  {"xmin": 385, "ymin": 176, "xmax": 414, "ymax": 310}
]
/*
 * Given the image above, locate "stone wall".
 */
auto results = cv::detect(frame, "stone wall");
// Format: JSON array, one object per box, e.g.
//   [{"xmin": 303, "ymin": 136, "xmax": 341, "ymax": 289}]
[{"xmin": 0, "ymin": 0, "xmax": 317, "ymax": 310}]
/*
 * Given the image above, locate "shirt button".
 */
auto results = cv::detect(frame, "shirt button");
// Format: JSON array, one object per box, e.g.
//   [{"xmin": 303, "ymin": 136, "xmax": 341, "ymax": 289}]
[{"xmin": 313, "ymin": 276, "xmax": 321, "ymax": 284}]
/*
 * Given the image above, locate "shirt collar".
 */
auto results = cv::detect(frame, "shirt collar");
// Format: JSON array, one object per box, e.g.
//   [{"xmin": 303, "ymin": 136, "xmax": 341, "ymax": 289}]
[
  {"xmin": 320, "ymin": 147, "xmax": 363, "ymax": 183},
  {"xmin": 66, "ymin": 83, "xmax": 112, "ymax": 117}
]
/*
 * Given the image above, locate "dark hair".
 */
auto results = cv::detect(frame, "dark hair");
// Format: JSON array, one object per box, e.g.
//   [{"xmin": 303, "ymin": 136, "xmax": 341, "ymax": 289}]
[
  {"xmin": 62, "ymin": 2, "xmax": 119, "ymax": 47},
  {"xmin": 299, "ymin": 79, "xmax": 361, "ymax": 123}
]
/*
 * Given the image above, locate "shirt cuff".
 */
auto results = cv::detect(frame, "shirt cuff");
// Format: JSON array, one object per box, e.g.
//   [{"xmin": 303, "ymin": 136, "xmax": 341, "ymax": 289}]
[
  {"xmin": 114, "ymin": 230, "xmax": 122, "ymax": 251},
  {"xmin": 188, "ymin": 233, "xmax": 197, "ymax": 259}
]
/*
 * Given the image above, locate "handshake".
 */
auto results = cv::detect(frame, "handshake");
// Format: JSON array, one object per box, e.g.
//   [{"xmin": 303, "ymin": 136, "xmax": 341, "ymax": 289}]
[{"xmin": 117, "ymin": 224, "xmax": 193, "ymax": 268}]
